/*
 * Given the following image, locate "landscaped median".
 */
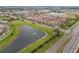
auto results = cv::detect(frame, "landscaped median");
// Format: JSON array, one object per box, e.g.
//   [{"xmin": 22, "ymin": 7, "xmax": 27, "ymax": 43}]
[{"xmin": 0, "ymin": 20, "xmax": 64, "ymax": 53}]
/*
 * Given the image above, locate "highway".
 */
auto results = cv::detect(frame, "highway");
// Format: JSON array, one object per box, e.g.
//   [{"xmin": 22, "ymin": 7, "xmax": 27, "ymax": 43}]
[
  {"xmin": 45, "ymin": 33, "xmax": 71, "ymax": 53},
  {"xmin": 63, "ymin": 25, "xmax": 79, "ymax": 53},
  {"xmin": 45, "ymin": 21, "xmax": 79, "ymax": 53}
]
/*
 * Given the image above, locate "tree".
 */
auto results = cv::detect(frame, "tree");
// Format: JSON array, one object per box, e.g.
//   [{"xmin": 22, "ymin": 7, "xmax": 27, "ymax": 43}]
[{"xmin": 54, "ymin": 26, "xmax": 60, "ymax": 35}]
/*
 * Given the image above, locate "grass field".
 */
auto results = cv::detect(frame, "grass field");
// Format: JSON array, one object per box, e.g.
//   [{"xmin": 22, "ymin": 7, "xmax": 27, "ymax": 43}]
[
  {"xmin": 0, "ymin": 22, "xmax": 20, "ymax": 52},
  {"xmin": 0, "ymin": 20, "xmax": 64, "ymax": 53},
  {"xmin": 35, "ymin": 32, "xmax": 64, "ymax": 53},
  {"xmin": 59, "ymin": 19, "xmax": 78, "ymax": 29}
]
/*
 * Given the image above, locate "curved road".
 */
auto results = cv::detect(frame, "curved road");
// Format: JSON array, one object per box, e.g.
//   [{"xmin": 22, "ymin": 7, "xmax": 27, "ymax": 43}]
[{"xmin": 0, "ymin": 23, "xmax": 11, "ymax": 41}]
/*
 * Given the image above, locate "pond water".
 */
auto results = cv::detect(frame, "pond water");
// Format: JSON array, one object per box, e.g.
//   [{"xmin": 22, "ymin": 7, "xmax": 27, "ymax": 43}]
[{"xmin": 1, "ymin": 25, "xmax": 46, "ymax": 53}]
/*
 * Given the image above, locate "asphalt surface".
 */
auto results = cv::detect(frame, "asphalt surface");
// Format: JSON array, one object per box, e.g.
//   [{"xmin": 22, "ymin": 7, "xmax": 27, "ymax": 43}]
[
  {"xmin": 45, "ymin": 33, "xmax": 71, "ymax": 53},
  {"xmin": 45, "ymin": 21, "xmax": 79, "ymax": 53},
  {"xmin": 63, "ymin": 25, "xmax": 79, "ymax": 53},
  {"xmin": 0, "ymin": 24, "xmax": 11, "ymax": 41}
]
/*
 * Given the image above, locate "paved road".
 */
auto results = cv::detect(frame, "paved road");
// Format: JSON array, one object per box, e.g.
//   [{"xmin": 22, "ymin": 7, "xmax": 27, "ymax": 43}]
[
  {"xmin": 63, "ymin": 25, "xmax": 79, "ymax": 53},
  {"xmin": 0, "ymin": 24, "xmax": 11, "ymax": 41},
  {"xmin": 45, "ymin": 21, "xmax": 79, "ymax": 53},
  {"xmin": 23, "ymin": 18, "xmax": 79, "ymax": 53},
  {"xmin": 45, "ymin": 33, "xmax": 71, "ymax": 53}
]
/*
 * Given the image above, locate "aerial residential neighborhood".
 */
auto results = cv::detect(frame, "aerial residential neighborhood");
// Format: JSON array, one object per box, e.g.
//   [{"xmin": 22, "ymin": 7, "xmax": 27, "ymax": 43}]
[{"xmin": 0, "ymin": 6, "xmax": 79, "ymax": 53}]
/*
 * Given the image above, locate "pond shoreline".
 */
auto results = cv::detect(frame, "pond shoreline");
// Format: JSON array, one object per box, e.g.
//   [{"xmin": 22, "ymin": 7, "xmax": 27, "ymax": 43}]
[{"xmin": 1, "ymin": 25, "xmax": 46, "ymax": 53}]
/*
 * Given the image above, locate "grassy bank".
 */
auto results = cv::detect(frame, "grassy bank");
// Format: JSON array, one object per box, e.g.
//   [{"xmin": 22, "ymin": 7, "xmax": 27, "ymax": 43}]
[
  {"xmin": 0, "ymin": 20, "xmax": 64, "ymax": 53},
  {"xmin": 35, "ymin": 32, "xmax": 64, "ymax": 53},
  {"xmin": 0, "ymin": 22, "xmax": 20, "ymax": 52}
]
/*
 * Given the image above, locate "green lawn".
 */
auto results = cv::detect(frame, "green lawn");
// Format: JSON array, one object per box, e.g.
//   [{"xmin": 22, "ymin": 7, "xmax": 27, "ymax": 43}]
[
  {"xmin": 0, "ymin": 20, "xmax": 64, "ymax": 53},
  {"xmin": 59, "ymin": 19, "xmax": 78, "ymax": 29},
  {"xmin": 0, "ymin": 22, "xmax": 20, "ymax": 52},
  {"xmin": 35, "ymin": 32, "xmax": 64, "ymax": 53}
]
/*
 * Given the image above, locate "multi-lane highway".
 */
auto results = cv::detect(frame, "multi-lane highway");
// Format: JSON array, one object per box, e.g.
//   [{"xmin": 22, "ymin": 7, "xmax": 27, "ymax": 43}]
[
  {"xmin": 63, "ymin": 25, "xmax": 79, "ymax": 53},
  {"xmin": 46, "ymin": 21, "xmax": 79, "ymax": 53},
  {"xmin": 45, "ymin": 34, "xmax": 71, "ymax": 53}
]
